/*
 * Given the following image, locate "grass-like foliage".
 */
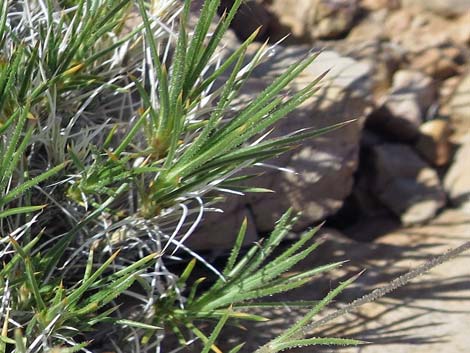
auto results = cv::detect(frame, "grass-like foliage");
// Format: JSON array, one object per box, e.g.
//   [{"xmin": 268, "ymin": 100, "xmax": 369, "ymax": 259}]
[
  {"xmin": 5, "ymin": 0, "xmax": 465, "ymax": 352},
  {"xmin": 0, "ymin": 1, "xmax": 354, "ymax": 351}
]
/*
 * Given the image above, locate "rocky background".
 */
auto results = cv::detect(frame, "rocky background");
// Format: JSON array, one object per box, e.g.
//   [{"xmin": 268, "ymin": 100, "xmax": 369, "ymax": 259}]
[
  {"xmin": 154, "ymin": 1, "xmax": 470, "ymax": 352},
  {"xmin": 190, "ymin": 0, "xmax": 470, "ymax": 249},
  {"xmin": 184, "ymin": 1, "xmax": 470, "ymax": 352}
]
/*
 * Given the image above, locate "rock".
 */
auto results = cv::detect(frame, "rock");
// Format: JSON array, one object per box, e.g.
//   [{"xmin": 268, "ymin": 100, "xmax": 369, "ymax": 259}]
[
  {"xmin": 439, "ymin": 76, "xmax": 462, "ymax": 117},
  {"xmin": 310, "ymin": 0, "xmax": 359, "ymax": 39},
  {"xmin": 299, "ymin": 209, "xmax": 470, "ymax": 353},
  {"xmin": 359, "ymin": 0, "xmax": 400, "ymax": 11},
  {"xmin": 438, "ymin": 75, "xmax": 470, "ymax": 142},
  {"xmin": 347, "ymin": 10, "xmax": 388, "ymax": 42},
  {"xmin": 384, "ymin": 9, "xmax": 414, "ymax": 36},
  {"xmin": 444, "ymin": 138, "xmax": 470, "ymax": 212},
  {"xmin": 450, "ymin": 12, "xmax": 470, "ymax": 45},
  {"xmin": 187, "ymin": 197, "xmax": 258, "ymax": 251},
  {"xmin": 219, "ymin": 0, "xmax": 271, "ymax": 41},
  {"xmin": 447, "ymin": 72, "xmax": 470, "ymax": 144},
  {"xmin": 370, "ymin": 143, "xmax": 446, "ymax": 225},
  {"xmin": 384, "ymin": 8, "xmax": 465, "ymax": 72},
  {"xmin": 331, "ymin": 39, "xmax": 403, "ymax": 102},
  {"xmin": 385, "ymin": 10, "xmax": 451, "ymax": 52},
  {"xmin": 265, "ymin": 0, "xmax": 359, "ymax": 40},
  {"xmin": 245, "ymin": 47, "xmax": 373, "ymax": 232},
  {"xmin": 449, "ymin": 72, "xmax": 470, "ymax": 122},
  {"xmin": 415, "ymin": 119, "xmax": 452, "ymax": 167},
  {"xmin": 367, "ymin": 70, "xmax": 436, "ymax": 141},
  {"xmin": 401, "ymin": 0, "xmax": 470, "ymax": 18},
  {"xmin": 392, "ymin": 70, "xmax": 437, "ymax": 109},
  {"xmin": 410, "ymin": 46, "xmax": 462, "ymax": 80}
]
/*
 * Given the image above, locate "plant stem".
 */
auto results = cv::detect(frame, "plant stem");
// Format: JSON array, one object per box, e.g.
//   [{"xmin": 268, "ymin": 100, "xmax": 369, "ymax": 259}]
[{"xmin": 254, "ymin": 239, "xmax": 470, "ymax": 353}]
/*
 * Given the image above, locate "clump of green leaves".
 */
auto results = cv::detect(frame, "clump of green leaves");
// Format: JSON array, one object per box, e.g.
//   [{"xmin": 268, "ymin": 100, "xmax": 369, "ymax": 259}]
[
  {"xmin": 66, "ymin": 0, "xmax": 341, "ymax": 221},
  {"xmin": 0, "ymin": 1, "xmax": 396, "ymax": 353},
  {"xmin": 3, "ymin": 0, "xmax": 466, "ymax": 353},
  {"xmin": 0, "ymin": 0, "xmax": 353, "ymax": 350}
]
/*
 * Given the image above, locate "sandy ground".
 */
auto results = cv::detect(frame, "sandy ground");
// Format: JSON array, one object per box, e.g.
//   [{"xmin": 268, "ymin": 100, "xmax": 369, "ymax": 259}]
[
  {"xmin": 317, "ymin": 209, "xmax": 470, "ymax": 353},
  {"xmin": 221, "ymin": 209, "xmax": 470, "ymax": 353}
]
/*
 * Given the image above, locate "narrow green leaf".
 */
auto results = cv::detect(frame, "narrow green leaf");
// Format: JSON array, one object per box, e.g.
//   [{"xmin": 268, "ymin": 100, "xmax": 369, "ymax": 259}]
[
  {"xmin": 1, "ymin": 232, "xmax": 43, "ymax": 277},
  {"xmin": 98, "ymin": 252, "xmax": 159, "ymax": 285},
  {"xmin": 84, "ymin": 248, "xmax": 94, "ymax": 282},
  {"xmin": 168, "ymin": 0, "xmax": 189, "ymax": 112},
  {"xmin": 187, "ymin": 277, "xmax": 207, "ymax": 305},
  {"xmin": 66, "ymin": 249, "xmax": 121, "ymax": 305},
  {"xmin": 8, "ymin": 237, "xmax": 47, "ymax": 311},
  {"xmin": 0, "ymin": 109, "xmax": 20, "ymax": 135},
  {"xmin": 188, "ymin": 28, "xmax": 261, "ymax": 100},
  {"xmin": 114, "ymin": 109, "xmax": 149, "ymax": 157},
  {"xmin": 0, "ymin": 105, "xmax": 29, "ymax": 189},
  {"xmin": 206, "ymin": 120, "xmax": 354, "ymax": 169},
  {"xmin": 213, "ymin": 52, "xmax": 323, "ymax": 143},
  {"xmin": 185, "ymin": 0, "xmax": 221, "ymax": 82},
  {"xmin": 207, "ymin": 278, "xmax": 312, "ymax": 310},
  {"xmin": 201, "ymin": 308, "xmax": 231, "ymax": 353},
  {"xmin": 228, "ymin": 343, "xmax": 245, "ymax": 353},
  {"xmin": 273, "ymin": 337, "xmax": 365, "ymax": 352},
  {"xmin": 234, "ymin": 300, "xmax": 321, "ymax": 309},
  {"xmin": 185, "ymin": 0, "xmax": 244, "ymax": 94},
  {"xmin": 0, "ymin": 46, "xmax": 24, "ymax": 114},
  {"xmin": 276, "ymin": 273, "xmax": 362, "ymax": 342},
  {"xmin": 176, "ymin": 42, "xmax": 250, "ymax": 168},
  {"xmin": 1, "ymin": 162, "xmax": 67, "ymax": 207},
  {"xmin": 14, "ymin": 329, "xmax": 26, "ymax": 353},
  {"xmin": 18, "ymin": 43, "xmax": 39, "ymax": 103},
  {"xmin": 0, "ymin": 335, "xmax": 15, "ymax": 345},
  {"xmin": 0, "ymin": 205, "xmax": 46, "ymax": 219},
  {"xmin": 179, "ymin": 258, "xmax": 197, "ymax": 285},
  {"xmin": 223, "ymin": 217, "xmax": 248, "ymax": 276}
]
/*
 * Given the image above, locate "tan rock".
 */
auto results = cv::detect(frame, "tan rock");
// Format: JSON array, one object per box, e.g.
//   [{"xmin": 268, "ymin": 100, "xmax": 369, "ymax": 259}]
[
  {"xmin": 444, "ymin": 138, "xmax": 470, "ymax": 212},
  {"xmin": 449, "ymin": 12, "xmax": 470, "ymax": 45},
  {"xmin": 335, "ymin": 39, "xmax": 403, "ymax": 102},
  {"xmin": 188, "ymin": 196, "xmax": 258, "ymax": 251},
  {"xmin": 347, "ymin": 9, "xmax": 388, "ymax": 41},
  {"xmin": 445, "ymin": 72, "xmax": 470, "ymax": 143},
  {"xmin": 360, "ymin": 0, "xmax": 400, "ymax": 11},
  {"xmin": 415, "ymin": 119, "xmax": 452, "ymax": 167},
  {"xmin": 439, "ymin": 76, "xmax": 462, "ymax": 113},
  {"xmin": 402, "ymin": 0, "xmax": 470, "ymax": 18},
  {"xmin": 410, "ymin": 46, "xmax": 462, "ymax": 80},
  {"xmin": 246, "ymin": 47, "xmax": 373, "ymax": 232},
  {"xmin": 385, "ymin": 9, "xmax": 413, "ymax": 34},
  {"xmin": 266, "ymin": 0, "xmax": 359, "ymax": 40},
  {"xmin": 366, "ymin": 70, "xmax": 437, "ymax": 141},
  {"xmin": 385, "ymin": 9, "xmax": 456, "ymax": 55},
  {"xmin": 370, "ymin": 143, "xmax": 446, "ymax": 225},
  {"xmin": 449, "ymin": 72, "xmax": 470, "ymax": 122}
]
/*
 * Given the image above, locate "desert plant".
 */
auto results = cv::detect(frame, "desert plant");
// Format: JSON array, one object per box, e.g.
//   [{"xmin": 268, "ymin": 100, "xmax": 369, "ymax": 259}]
[
  {"xmin": 0, "ymin": 0, "xmax": 354, "ymax": 351},
  {"xmin": 2, "ymin": 1, "xmax": 470, "ymax": 353}
]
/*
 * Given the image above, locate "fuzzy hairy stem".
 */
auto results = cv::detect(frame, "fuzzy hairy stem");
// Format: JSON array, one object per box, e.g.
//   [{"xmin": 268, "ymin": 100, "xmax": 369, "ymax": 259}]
[{"xmin": 255, "ymin": 239, "xmax": 470, "ymax": 353}]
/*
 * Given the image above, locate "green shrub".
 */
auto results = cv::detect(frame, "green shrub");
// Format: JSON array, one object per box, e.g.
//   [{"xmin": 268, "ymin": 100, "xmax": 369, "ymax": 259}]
[{"xmin": 1, "ymin": 1, "xmax": 469, "ymax": 352}]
